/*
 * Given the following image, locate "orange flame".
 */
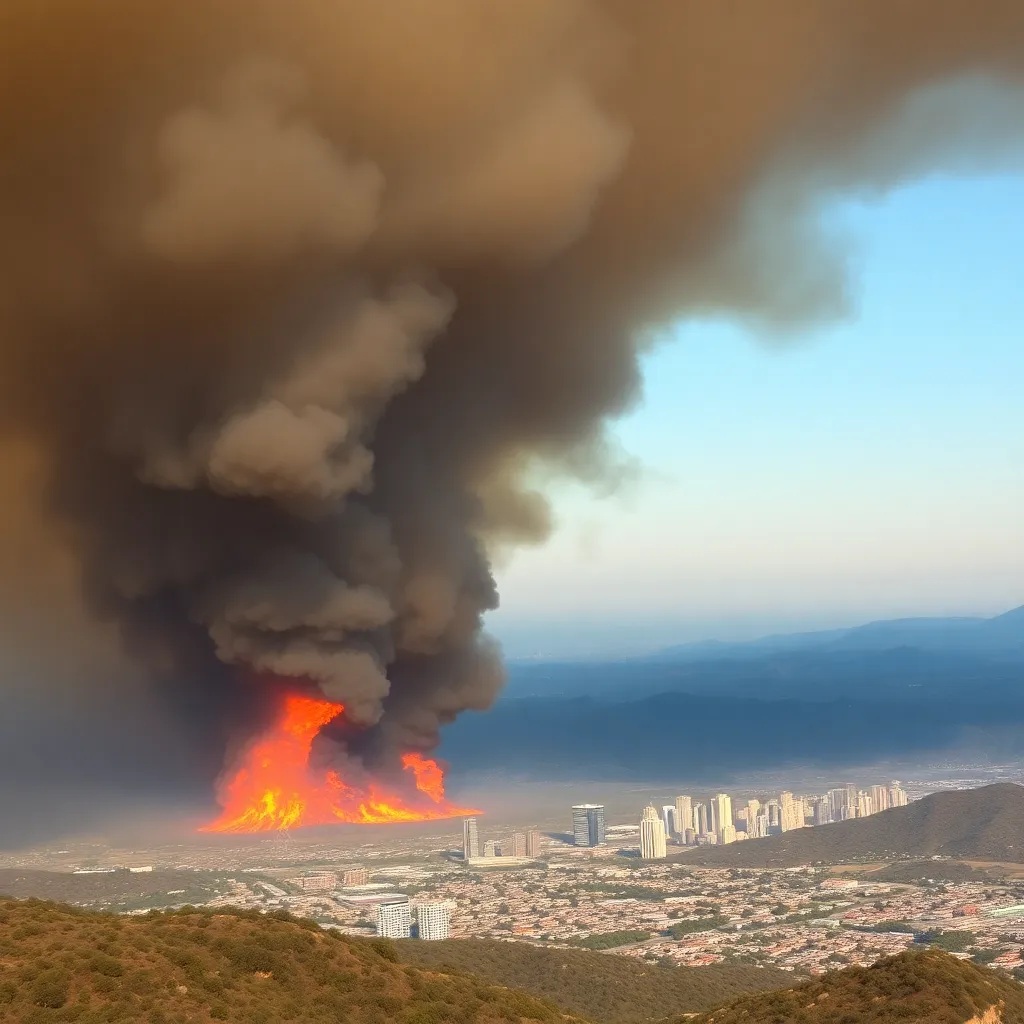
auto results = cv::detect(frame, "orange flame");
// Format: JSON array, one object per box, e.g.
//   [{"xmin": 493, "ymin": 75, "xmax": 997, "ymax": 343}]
[
  {"xmin": 199, "ymin": 693, "xmax": 480, "ymax": 833},
  {"xmin": 400, "ymin": 752, "xmax": 446, "ymax": 803}
]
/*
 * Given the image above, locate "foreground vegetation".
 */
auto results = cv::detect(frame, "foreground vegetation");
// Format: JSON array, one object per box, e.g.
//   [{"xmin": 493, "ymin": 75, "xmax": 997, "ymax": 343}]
[
  {"xmin": 4, "ymin": 897, "xmax": 1024, "ymax": 1024},
  {"xmin": 0, "ymin": 870, "xmax": 251, "ymax": 914},
  {"xmin": 684, "ymin": 948, "xmax": 1024, "ymax": 1024},
  {"xmin": 398, "ymin": 937, "xmax": 795, "ymax": 1024},
  {"xmin": 0, "ymin": 898, "xmax": 577, "ymax": 1024}
]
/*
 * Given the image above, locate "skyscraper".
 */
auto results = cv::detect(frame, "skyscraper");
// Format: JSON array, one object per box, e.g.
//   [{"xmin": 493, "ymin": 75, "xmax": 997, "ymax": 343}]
[
  {"xmin": 639, "ymin": 805, "xmax": 667, "ymax": 860},
  {"xmin": 713, "ymin": 793, "xmax": 732, "ymax": 843},
  {"xmin": 695, "ymin": 802, "xmax": 710, "ymax": 837},
  {"xmin": 572, "ymin": 804, "xmax": 606, "ymax": 847},
  {"xmin": 661, "ymin": 805, "xmax": 677, "ymax": 838},
  {"xmin": 780, "ymin": 792, "xmax": 803, "ymax": 831},
  {"xmin": 526, "ymin": 830, "xmax": 542, "ymax": 858},
  {"xmin": 675, "ymin": 795, "xmax": 693, "ymax": 836},
  {"xmin": 845, "ymin": 783, "xmax": 859, "ymax": 818},
  {"xmin": 463, "ymin": 817, "xmax": 479, "ymax": 860},
  {"xmin": 377, "ymin": 899, "xmax": 411, "ymax": 939},
  {"xmin": 889, "ymin": 782, "xmax": 908, "ymax": 807},
  {"xmin": 828, "ymin": 787, "xmax": 846, "ymax": 820},
  {"xmin": 813, "ymin": 797, "xmax": 832, "ymax": 826},
  {"xmin": 513, "ymin": 832, "xmax": 527, "ymax": 857},
  {"xmin": 745, "ymin": 799, "xmax": 761, "ymax": 831},
  {"xmin": 870, "ymin": 785, "xmax": 890, "ymax": 813},
  {"xmin": 416, "ymin": 902, "xmax": 452, "ymax": 941}
]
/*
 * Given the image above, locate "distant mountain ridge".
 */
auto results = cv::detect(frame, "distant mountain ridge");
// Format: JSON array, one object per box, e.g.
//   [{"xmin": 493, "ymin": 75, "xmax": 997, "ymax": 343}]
[
  {"xmin": 680, "ymin": 782, "xmax": 1024, "ymax": 868},
  {"xmin": 651, "ymin": 603, "xmax": 1024, "ymax": 662},
  {"xmin": 463, "ymin": 605, "xmax": 1024, "ymax": 779},
  {"xmin": 442, "ymin": 688, "xmax": 1015, "ymax": 779}
]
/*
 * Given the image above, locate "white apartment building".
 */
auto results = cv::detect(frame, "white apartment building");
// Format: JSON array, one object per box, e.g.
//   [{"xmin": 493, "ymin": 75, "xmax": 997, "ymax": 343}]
[
  {"xmin": 675, "ymin": 795, "xmax": 693, "ymax": 835},
  {"xmin": 639, "ymin": 805, "xmax": 667, "ymax": 859},
  {"xmin": 377, "ymin": 899, "xmax": 412, "ymax": 939},
  {"xmin": 416, "ymin": 902, "xmax": 453, "ymax": 941}
]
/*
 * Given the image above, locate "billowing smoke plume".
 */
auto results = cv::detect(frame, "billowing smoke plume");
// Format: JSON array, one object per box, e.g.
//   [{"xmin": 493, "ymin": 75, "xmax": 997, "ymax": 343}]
[{"xmin": 2, "ymin": 1, "xmax": 1024, "ymax": 829}]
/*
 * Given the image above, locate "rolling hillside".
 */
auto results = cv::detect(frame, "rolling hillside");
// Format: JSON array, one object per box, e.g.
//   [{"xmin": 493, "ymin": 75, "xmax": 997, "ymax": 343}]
[
  {"xmin": 0, "ymin": 899, "xmax": 576, "ymax": 1024},
  {"xmin": 2, "ymin": 897, "xmax": 1023, "ymax": 1024},
  {"xmin": 681, "ymin": 783, "xmax": 1024, "ymax": 868},
  {"xmin": 682, "ymin": 948, "xmax": 1024, "ymax": 1024},
  {"xmin": 398, "ymin": 937, "xmax": 794, "ymax": 1024}
]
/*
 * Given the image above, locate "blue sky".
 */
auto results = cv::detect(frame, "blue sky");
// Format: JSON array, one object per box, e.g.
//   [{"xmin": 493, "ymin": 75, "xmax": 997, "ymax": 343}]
[{"xmin": 490, "ymin": 171, "xmax": 1024, "ymax": 658}]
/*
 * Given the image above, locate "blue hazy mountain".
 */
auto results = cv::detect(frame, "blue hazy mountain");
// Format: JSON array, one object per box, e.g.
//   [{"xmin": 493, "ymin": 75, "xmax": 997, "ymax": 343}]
[
  {"xmin": 444, "ymin": 603, "xmax": 1024, "ymax": 778},
  {"xmin": 650, "ymin": 604, "xmax": 1024, "ymax": 661}
]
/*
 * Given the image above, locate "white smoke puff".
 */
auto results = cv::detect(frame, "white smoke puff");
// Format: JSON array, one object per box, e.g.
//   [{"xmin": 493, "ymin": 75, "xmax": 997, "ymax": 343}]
[
  {"xmin": 143, "ymin": 59, "xmax": 383, "ymax": 262},
  {"xmin": 383, "ymin": 77, "xmax": 631, "ymax": 263},
  {"xmin": 139, "ymin": 283, "xmax": 453, "ymax": 506},
  {"xmin": 205, "ymin": 402, "xmax": 373, "ymax": 502},
  {"xmin": 278, "ymin": 284, "xmax": 456, "ymax": 411}
]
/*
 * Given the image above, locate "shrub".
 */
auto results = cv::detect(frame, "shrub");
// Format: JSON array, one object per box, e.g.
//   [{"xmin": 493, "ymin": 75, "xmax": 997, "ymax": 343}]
[
  {"xmin": 31, "ymin": 970, "xmax": 69, "ymax": 1008},
  {"xmin": 371, "ymin": 938, "xmax": 399, "ymax": 963},
  {"xmin": 89, "ymin": 953, "xmax": 124, "ymax": 977}
]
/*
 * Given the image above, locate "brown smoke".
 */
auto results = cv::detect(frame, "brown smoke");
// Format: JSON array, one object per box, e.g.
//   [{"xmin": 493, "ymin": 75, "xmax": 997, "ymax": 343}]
[{"xmin": 1, "ymin": 1, "xmax": 1023, "ymax": 813}]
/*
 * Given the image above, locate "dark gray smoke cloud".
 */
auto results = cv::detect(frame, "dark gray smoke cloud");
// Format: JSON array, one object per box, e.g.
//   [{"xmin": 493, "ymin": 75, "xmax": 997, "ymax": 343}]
[{"xmin": 2, "ymin": 1, "xmax": 1024, "ymax": 837}]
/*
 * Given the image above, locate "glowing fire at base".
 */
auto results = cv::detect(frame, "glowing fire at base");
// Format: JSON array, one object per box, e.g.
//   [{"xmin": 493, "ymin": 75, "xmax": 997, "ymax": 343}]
[{"xmin": 199, "ymin": 694, "xmax": 479, "ymax": 833}]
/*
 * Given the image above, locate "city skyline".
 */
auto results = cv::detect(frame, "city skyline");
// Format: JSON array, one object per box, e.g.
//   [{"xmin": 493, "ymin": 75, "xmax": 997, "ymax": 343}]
[{"xmin": 630, "ymin": 780, "xmax": 910, "ymax": 860}]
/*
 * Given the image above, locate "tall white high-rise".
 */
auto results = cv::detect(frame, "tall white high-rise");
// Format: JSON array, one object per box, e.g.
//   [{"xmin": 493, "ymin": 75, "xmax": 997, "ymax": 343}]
[
  {"xmin": 813, "ymin": 797, "xmax": 832, "ymax": 826},
  {"xmin": 675, "ymin": 795, "xmax": 693, "ymax": 836},
  {"xmin": 889, "ymin": 782, "xmax": 908, "ymax": 807},
  {"xmin": 713, "ymin": 793, "xmax": 732, "ymax": 843},
  {"xmin": 463, "ymin": 817, "xmax": 479, "ymax": 859},
  {"xmin": 639, "ymin": 805, "xmax": 667, "ymax": 859},
  {"xmin": 745, "ymin": 799, "xmax": 761, "ymax": 829},
  {"xmin": 780, "ymin": 792, "xmax": 803, "ymax": 831},
  {"xmin": 845, "ymin": 783, "xmax": 859, "ymax": 817},
  {"xmin": 661, "ymin": 805, "xmax": 677, "ymax": 838},
  {"xmin": 828, "ymin": 788, "xmax": 846, "ymax": 820},
  {"xmin": 377, "ymin": 899, "xmax": 411, "ymax": 939},
  {"xmin": 870, "ymin": 785, "xmax": 890, "ymax": 813},
  {"xmin": 416, "ymin": 902, "xmax": 452, "ymax": 941},
  {"xmin": 695, "ymin": 802, "xmax": 710, "ymax": 837}
]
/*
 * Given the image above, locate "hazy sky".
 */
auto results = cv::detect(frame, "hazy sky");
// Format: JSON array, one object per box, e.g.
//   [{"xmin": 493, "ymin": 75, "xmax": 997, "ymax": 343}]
[{"xmin": 490, "ymin": 171, "xmax": 1024, "ymax": 658}]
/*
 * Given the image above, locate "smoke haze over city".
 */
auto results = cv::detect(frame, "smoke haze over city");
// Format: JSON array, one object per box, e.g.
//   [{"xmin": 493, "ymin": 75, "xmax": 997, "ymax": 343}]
[{"xmin": 2, "ymin": 2, "xmax": 1024, "ymax": 845}]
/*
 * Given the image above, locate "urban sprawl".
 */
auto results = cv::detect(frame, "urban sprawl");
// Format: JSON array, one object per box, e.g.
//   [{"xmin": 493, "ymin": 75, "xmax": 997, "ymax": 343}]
[{"xmin": 8, "ymin": 777, "xmax": 1024, "ymax": 976}]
